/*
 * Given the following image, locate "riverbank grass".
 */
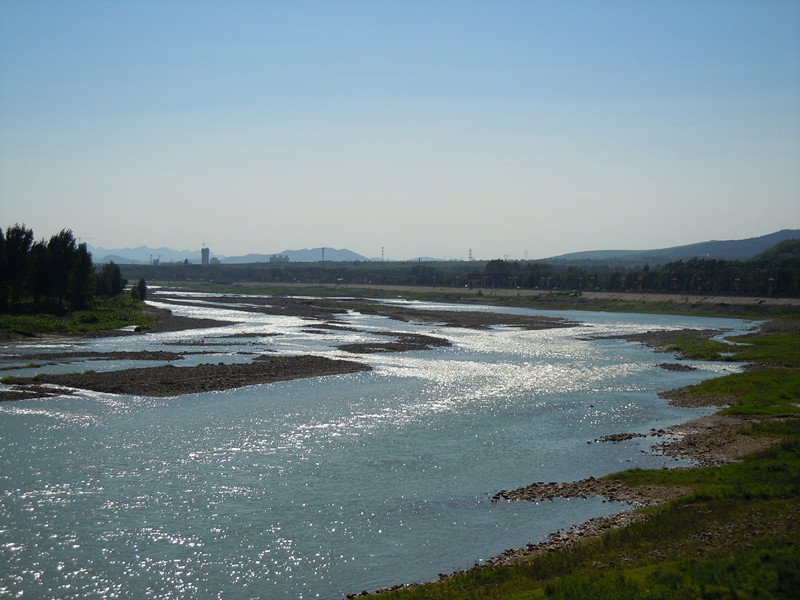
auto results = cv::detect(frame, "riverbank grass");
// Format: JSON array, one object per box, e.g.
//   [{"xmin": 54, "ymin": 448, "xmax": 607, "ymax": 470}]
[
  {"xmin": 665, "ymin": 326, "xmax": 800, "ymax": 416},
  {"xmin": 0, "ymin": 296, "xmax": 155, "ymax": 338}
]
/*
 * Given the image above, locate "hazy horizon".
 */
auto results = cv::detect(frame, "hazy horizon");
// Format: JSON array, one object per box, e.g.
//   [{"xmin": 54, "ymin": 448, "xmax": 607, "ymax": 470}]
[
  {"xmin": 81, "ymin": 226, "xmax": 798, "ymax": 263},
  {"xmin": 2, "ymin": 1, "xmax": 798, "ymax": 261}
]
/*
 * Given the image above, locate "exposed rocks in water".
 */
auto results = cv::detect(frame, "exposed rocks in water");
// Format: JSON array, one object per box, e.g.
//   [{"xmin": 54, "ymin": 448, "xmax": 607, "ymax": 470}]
[
  {"xmin": 491, "ymin": 476, "xmax": 690, "ymax": 507},
  {"xmin": 658, "ymin": 362, "xmax": 698, "ymax": 371},
  {"xmin": 0, "ymin": 385, "xmax": 76, "ymax": 402},
  {"xmin": 337, "ymin": 332, "xmax": 451, "ymax": 354},
  {"xmin": 162, "ymin": 338, "xmax": 276, "ymax": 347},
  {"xmin": 142, "ymin": 312, "xmax": 235, "ymax": 334},
  {"xmin": 3, "ymin": 350, "xmax": 188, "ymax": 362},
  {"xmin": 346, "ymin": 302, "xmax": 578, "ymax": 331},
  {"xmin": 487, "ymin": 511, "xmax": 651, "ymax": 567},
  {"xmin": 222, "ymin": 332, "xmax": 282, "ymax": 338},
  {"xmin": 84, "ymin": 304, "xmax": 236, "ymax": 338},
  {"xmin": 2, "ymin": 355, "xmax": 371, "ymax": 399},
  {"xmin": 594, "ymin": 432, "xmax": 647, "ymax": 443},
  {"xmin": 305, "ymin": 323, "xmax": 361, "ymax": 333},
  {"xmin": 154, "ymin": 294, "xmax": 347, "ymax": 320}
]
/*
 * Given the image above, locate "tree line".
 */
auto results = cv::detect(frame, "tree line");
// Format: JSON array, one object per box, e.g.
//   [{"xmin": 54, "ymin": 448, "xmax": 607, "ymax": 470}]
[
  {"xmin": 480, "ymin": 246, "xmax": 799, "ymax": 296},
  {"xmin": 117, "ymin": 240, "xmax": 800, "ymax": 298},
  {"xmin": 0, "ymin": 224, "xmax": 144, "ymax": 313}
]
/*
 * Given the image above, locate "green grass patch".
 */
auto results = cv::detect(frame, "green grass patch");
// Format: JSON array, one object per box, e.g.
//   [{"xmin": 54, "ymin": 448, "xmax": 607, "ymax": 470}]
[
  {"xmin": 611, "ymin": 427, "xmax": 800, "ymax": 500},
  {"xmin": 658, "ymin": 329, "xmax": 800, "ymax": 366},
  {"xmin": 656, "ymin": 322, "xmax": 800, "ymax": 416},
  {"xmin": 0, "ymin": 296, "xmax": 155, "ymax": 337},
  {"xmin": 677, "ymin": 369, "xmax": 800, "ymax": 416},
  {"xmin": 667, "ymin": 335, "xmax": 736, "ymax": 361},
  {"xmin": 726, "ymin": 332, "xmax": 800, "ymax": 367}
]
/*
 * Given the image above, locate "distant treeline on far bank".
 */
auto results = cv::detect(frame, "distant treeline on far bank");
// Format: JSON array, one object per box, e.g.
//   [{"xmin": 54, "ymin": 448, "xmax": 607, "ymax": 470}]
[{"xmin": 118, "ymin": 239, "xmax": 800, "ymax": 298}]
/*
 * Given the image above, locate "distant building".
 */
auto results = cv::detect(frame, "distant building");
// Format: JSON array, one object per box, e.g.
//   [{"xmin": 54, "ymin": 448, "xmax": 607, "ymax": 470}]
[
  {"xmin": 210, "ymin": 257, "xmax": 220, "ymax": 264},
  {"xmin": 201, "ymin": 247, "xmax": 210, "ymax": 265}
]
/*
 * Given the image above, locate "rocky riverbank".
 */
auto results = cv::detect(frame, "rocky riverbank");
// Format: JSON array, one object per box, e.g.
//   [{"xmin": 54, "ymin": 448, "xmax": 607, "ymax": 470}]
[{"xmin": 491, "ymin": 476, "xmax": 692, "ymax": 507}]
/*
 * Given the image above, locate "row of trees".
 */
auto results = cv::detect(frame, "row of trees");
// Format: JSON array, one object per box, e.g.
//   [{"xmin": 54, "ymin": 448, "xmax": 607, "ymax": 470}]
[
  {"xmin": 118, "ymin": 260, "xmax": 479, "ymax": 288},
  {"xmin": 481, "ymin": 253, "xmax": 799, "ymax": 297},
  {"xmin": 117, "ymin": 243, "xmax": 800, "ymax": 298},
  {"xmin": 0, "ymin": 224, "xmax": 132, "ymax": 312}
]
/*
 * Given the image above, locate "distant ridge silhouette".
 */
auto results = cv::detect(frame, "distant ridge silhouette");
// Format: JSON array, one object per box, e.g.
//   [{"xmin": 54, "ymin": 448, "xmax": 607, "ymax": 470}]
[
  {"xmin": 89, "ymin": 231, "xmax": 798, "ymax": 265},
  {"xmin": 543, "ymin": 230, "xmax": 800, "ymax": 264}
]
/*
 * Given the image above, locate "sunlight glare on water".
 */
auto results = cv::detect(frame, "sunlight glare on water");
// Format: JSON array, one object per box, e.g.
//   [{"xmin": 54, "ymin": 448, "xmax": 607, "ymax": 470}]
[{"xmin": 0, "ymin": 293, "xmax": 755, "ymax": 598}]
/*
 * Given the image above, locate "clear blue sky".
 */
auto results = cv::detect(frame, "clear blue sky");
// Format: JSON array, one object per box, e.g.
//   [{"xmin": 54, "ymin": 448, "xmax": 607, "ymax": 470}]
[{"xmin": 1, "ymin": 1, "xmax": 798, "ymax": 260}]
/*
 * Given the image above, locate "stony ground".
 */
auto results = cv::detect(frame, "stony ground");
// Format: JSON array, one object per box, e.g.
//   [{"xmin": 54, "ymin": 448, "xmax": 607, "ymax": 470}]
[{"xmin": 1, "ymin": 355, "xmax": 372, "ymax": 399}]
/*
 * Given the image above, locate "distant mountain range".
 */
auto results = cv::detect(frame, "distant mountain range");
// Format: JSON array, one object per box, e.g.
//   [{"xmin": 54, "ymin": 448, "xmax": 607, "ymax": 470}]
[
  {"xmin": 88, "ymin": 245, "xmax": 370, "ymax": 264},
  {"xmin": 90, "ymin": 230, "xmax": 799, "ymax": 266},
  {"xmin": 221, "ymin": 248, "xmax": 369, "ymax": 263},
  {"xmin": 88, "ymin": 245, "xmax": 205, "ymax": 264},
  {"xmin": 543, "ymin": 229, "xmax": 800, "ymax": 265}
]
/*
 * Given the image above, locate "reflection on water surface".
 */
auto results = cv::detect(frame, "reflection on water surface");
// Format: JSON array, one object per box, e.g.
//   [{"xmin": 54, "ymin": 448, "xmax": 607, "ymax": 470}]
[{"xmin": 0, "ymin": 292, "xmax": 753, "ymax": 598}]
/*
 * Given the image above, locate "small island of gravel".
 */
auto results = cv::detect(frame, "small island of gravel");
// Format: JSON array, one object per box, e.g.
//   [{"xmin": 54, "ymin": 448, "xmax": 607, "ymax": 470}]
[{"xmin": 2, "ymin": 355, "xmax": 371, "ymax": 400}]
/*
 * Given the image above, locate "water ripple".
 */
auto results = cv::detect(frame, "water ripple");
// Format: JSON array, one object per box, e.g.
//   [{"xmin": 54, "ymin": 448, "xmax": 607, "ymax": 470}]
[{"xmin": 0, "ymin": 296, "xmax": 756, "ymax": 598}]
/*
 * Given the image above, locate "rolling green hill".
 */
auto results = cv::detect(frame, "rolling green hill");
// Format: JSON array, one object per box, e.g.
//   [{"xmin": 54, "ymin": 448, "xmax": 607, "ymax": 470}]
[
  {"xmin": 752, "ymin": 238, "xmax": 800, "ymax": 262},
  {"xmin": 546, "ymin": 229, "xmax": 800, "ymax": 266}
]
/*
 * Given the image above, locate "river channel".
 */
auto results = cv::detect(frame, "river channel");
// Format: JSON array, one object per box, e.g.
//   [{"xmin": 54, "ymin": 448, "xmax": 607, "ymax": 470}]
[{"xmin": 0, "ymin": 292, "xmax": 753, "ymax": 598}]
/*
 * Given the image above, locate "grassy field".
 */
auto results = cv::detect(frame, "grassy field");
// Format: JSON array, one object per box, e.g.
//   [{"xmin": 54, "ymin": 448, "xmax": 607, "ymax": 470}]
[{"xmin": 0, "ymin": 296, "xmax": 156, "ymax": 338}]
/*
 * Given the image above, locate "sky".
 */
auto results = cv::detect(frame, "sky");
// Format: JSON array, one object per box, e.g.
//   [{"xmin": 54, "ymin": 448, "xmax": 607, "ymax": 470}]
[{"xmin": 1, "ymin": 1, "xmax": 798, "ymax": 261}]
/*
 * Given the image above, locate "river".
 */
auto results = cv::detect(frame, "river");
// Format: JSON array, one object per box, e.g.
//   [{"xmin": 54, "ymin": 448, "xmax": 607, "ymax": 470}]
[{"xmin": 0, "ymin": 292, "xmax": 753, "ymax": 598}]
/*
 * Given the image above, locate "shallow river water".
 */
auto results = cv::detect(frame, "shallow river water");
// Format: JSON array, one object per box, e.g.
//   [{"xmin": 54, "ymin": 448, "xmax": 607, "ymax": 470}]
[{"xmin": 0, "ymin": 292, "xmax": 753, "ymax": 598}]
